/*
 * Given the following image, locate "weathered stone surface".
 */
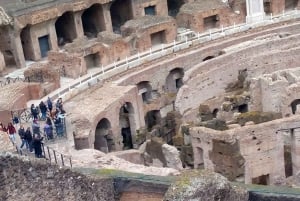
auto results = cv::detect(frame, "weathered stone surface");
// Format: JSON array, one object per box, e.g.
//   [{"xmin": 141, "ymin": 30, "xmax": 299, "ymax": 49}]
[
  {"xmin": 0, "ymin": 153, "xmax": 115, "ymax": 201},
  {"xmin": 162, "ymin": 144, "xmax": 183, "ymax": 171},
  {"xmin": 163, "ymin": 170, "xmax": 248, "ymax": 201},
  {"xmin": 0, "ymin": 131, "xmax": 14, "ymax": 151}
]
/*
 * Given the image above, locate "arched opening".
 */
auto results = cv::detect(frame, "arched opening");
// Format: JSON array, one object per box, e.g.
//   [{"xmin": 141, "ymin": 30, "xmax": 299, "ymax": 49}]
[
  {"xmin": 119, "ymin": 102, "xmax": 135, "ymax": 149},
  {"xmin": 0, "ymin": 26, "xmax": 16, "ymax": 66},
  {"xmin": 94, "ymin": 118, "xmax": 115, "ymax": 153},
  {"xmin": 165, "ymin": 68, "xmax": 184, "ymax": 93},
  {"xmin": 55, "ymin": 12, "xmax": 77, "ymax": 46},
  {"xmin": 110, "ymin": 0, "xmax": 133, "ymax": 34},
  {"xmin": 202, "ymin": 55, "xmax": 215, "ymax": 61},
  {"xmin": 252, "ymin": 174, "xmax": 270, "ymax": 185},
  {"xmin": 145, "ymin": 110, "xmax": 161, "ymax": 131},
  {"xmin": 285, "ymin": 0, "xmax": 299, "ymax": 11},
  {"xmin": 82, "ymin": 4, "xmax": 105, "ymax": 38},
  {"xmin": 21, "ymin": 25, "xmax": 34, "ymax": 61},
  {"xmin": 137, "ymin": 81, "xmax": 152, "ymax": 103},
  {"xmin": 212, "ymin": 108, "xmax": 219, "ymax": 118},
  {"xmin": 290, "ymin": 99, "xmax": 300, "ymax": 114},
  {"xmin": 167, "ymin": 0, "xmax": 185, "ymax": 17}
]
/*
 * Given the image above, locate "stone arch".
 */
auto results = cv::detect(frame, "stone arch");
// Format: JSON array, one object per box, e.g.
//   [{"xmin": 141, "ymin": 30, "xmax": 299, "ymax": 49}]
[
  {"xmin": 82, "ymin": 4, "xmax": 106, "ymax": 38},
  {"xmin": 119, "ymin": 102, "xmax": 135, "ymax": 149},
  {"xmin": 167, "ymin": 0, "xmax": 185, "ymax": 17},
  {"xmin": 110, "ymin": 0, "xmax": 133, "ymax": 34},
  {"xmin": 94, "ymin": 118, "xmax": 115, "ymax": 153},
  {"xmin": 137, "ymin": 81, "xmax": 152, "ymax": 103},
  {"xmin": 55, "ymin": 12, "xmax": 77, "ymax": 46},
  {"xmin": 145, "ymin": 110, "xmax": 161, "ymax": 131},
  {"xmin": 165, "ymin": 68, "xmax": 184, "ymax": 93}
]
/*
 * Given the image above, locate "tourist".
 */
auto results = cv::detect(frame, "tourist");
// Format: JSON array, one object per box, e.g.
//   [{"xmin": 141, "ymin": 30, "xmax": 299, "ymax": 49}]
[
  {"xmin": 18, "ymin": 125, "xmax": 27, "ymax": 149},
  {"xmin": 32, "ymin": 134, "xmax": 43, "ymax": 158},
  {"xmin": 54, "ymin": 116, "xmax": 64, "ymax": 137},
  {"xmin": 30, "ymin": 104, "xmax": 39, "ymax": 120},
  {"xmin": 39, "ymin": 101, "xmax": 47, "ymax": 120},
  {"xmin": 47, "ymin": 97, "xmax": 53, "ymax": 112},
  {"xmin": 56, "ymin": 98, "xmax": 63, "ymax": 111},
  {"xmin": 32, "ymin": 119, "xmax": 40, "ymax": 135},
  {"xmin": 7, "ymin": 122, "xmax": 16, "ymax": 144},
  {"xmin": 25, "ymin": 127, "xmax": 33, "ymax": 152},
  {"xmin": 44, "ymin": 123, "xmax": 53, "ymax": 140}
]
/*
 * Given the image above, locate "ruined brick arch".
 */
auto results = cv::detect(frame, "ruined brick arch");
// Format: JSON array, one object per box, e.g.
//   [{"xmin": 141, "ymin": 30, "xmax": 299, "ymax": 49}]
[
  {"xmin": 94, "ymin": 118, "xmax": 115, "ymax": 153},
  {"xmin": 165, "ymin": 67, "xmax": 184, "ymax": 93},
  {"xmin": 137, "ymin": 81, "xmax": 153, "ymax": 103},
  {"xmin": 55, "ymin": 11, "xmax": 77, "ymax": 46},
  {"xmin": 81, "ymin": 4, "xmax": 106, "ymax": 38},
  {"xmin": 167, "ymin": 0, "xmax": 185, "ymax": 17}
]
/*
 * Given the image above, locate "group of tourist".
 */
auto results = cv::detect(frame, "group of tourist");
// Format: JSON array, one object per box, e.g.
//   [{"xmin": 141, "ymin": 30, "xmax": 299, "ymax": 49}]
[{"xmin": 0, "ymin": 97, "xmax": 66, "ymax": 158}]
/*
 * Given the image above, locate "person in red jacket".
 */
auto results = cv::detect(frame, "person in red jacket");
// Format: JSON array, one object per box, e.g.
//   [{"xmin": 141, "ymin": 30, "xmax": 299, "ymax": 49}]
[{"xmin": 7, "ymin": 122, "xmax": 16, "ymax": 144}]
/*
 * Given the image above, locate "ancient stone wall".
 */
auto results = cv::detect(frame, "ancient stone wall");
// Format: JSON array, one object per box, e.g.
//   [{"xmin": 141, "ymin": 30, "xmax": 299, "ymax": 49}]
[
  {"xmin": 0, "ymin": 153, "xmax": 115, "ymax": 201},
  {"xmin": 131, "ymin": 0, "xmax": 168, "ymax": 17},
  {"xmin": 190, "ymin": 115, "xmax": 300, "ymax": 185}
]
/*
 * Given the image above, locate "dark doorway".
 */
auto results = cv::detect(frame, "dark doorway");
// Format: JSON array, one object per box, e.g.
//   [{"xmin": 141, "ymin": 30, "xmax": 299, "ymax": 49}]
[
  {"xmin": 264, "ymin": 0, "xmax": 272, "ymax": 14},
  {"xmin": 196, "ymin": 147, "xmax": 204, "ymax": 169},
  {"xmin": 167, "ymin": 0, "xmax": 185, "ymax": 17},
  {"xmin": 165, "ymin": 68, "xmax": 184, "ymax": 93},
  {"xmin": 110, "ymin": 0, "xmax": 133, "ymax": 34},
  {"xmin": 84, "ymin": 53, "xmax": 100, "ymax": 68},
  {"xmin": 145, "ymin": 110, "xmax": 161, "ymax": 131},
  {"xmin": 284, "ymin": 144, "xmax": 293, "ymax": 177},
  {"xmin": 137, "ymin": 81, "xmax": 152, "ymax": 103},
  {"xmin": 151, "ymin": 31, "xmax": 166, "ymax": 47},
  {"xmin": 252, "ymin": 174, "xmax": 270, "ymax": 185},
  {"xmin": 38, "ymin": 35, "xmax": 50, "ymax": 58},
  {"xmin": 55, "ymin": 12, "xmax": 77, "ymax": 46},
  {"xmin": 21, "ymin": 25, "xmax": 33, "ymax": 61},
  {"xmin": 145, "ymin": 6, "xmax": 156, "ymax": 15},
  {"xmin": 204, "ymin": 15, "xmax": 219, "ymax": 30},
  {"xmin": 290, "ymin": 99, "xmax": 300, "ymax": 114},
  {"xmin": 285, "ymin": 0, "xmax": 298, "ymax": 11},
  {"xmin": 82, "ymin": 4, "xmax": 105, "ymax": 38},
  {"xmin": 95, "ymin": 118, "xmax": 115, "ymax": 153},
  {"xmin": 238, "ymin": 104, "xmax": 248, "ymax": 113},
  {"xmin": 119, "ymin": 102, "xmax": 135, "ymax": 149}
]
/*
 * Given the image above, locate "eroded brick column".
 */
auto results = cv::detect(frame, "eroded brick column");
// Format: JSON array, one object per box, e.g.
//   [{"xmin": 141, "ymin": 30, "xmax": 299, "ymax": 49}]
[
  {"xmin": 10, "ymin": 31, "xmax": 25, "ymax": 68},
  {"xmin": 73, "ymin": 11, "xmax": 84, "ymax": 38},
  {"xmin": 102, "ymin": 3, "xmax": 113, "ymax": 32}
]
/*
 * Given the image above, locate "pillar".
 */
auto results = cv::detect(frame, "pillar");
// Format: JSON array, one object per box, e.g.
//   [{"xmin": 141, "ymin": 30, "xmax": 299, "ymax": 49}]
[
  {"xmin": 10, "ymin": 31, "xmax": 26, "ymax": 68},
  {"xmin": 73, "ymin": 11, "xmax": 84, "ymax": 39},
  {"xmin": 246, "ymin": 0, "xmax": 265, "ymax": 23},
  {"xmin": 292, "ymin": 128, "xmax": 300, "ymax": 175},
  {"xmin": 102, "ymin": 3, "xmax": 113, "ymax": 32}
]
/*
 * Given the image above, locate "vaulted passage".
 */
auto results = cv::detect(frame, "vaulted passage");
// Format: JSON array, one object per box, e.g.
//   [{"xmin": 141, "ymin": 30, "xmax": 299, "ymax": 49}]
[
  {"xmin": 165, "ymin": 68, "xmax": 184, "ymax": 93},
  {"xmin": 82, "ymin": 4, "xmax": 105, "ymax": 38},
  {"xmin": 137, "ymin": 81, "xmax": 152, "ymax": 103},
  {"xmin": 252, "ymin": 174, "xmax": 270, "ymax": 185},
  {"xmin": 84, "ymin": 53, "xmax": 100, "ymax": 68},
  {"xmin": 94, "ymin": 118, "xmax": 115, "ymax": 153},
  {"xmin": 119, "ymin": 102, "xmax": 135, "ymax": 149},
  {"xmin": 167, "ymin": 0, "xmax": 185, "ymax": 17},
  {"xmin": 55, "ymin": 12, "xmax": 77, "ymax": 46},
  {"xmin": 263, "ymin": 0, "xmax": 272, "ymax": 15},
  {"xmin": 110, "ymin": 0, "xmax": 133, "ymax": 34}
]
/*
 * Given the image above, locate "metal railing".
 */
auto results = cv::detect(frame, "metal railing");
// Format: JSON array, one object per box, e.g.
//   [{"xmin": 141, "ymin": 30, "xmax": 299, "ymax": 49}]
[{"xmin": 39, "ymin": 10, "xmax": 300, "ymax": 104}]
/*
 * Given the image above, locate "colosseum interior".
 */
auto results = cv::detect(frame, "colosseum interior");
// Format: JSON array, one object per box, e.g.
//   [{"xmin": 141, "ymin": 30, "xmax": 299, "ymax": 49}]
[{"xmin": 2, "ymin": 0, "xmax": 300, "ymax": 200}]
